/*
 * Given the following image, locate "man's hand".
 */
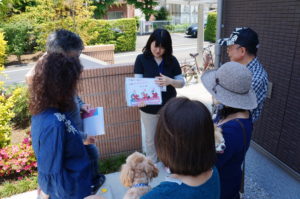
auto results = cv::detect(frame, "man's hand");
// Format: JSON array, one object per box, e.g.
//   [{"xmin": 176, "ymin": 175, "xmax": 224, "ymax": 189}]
[
  {"xmin": 84, "ymin": 136, "xmax": 96, "ymax": 145},
  {"xmin": 81, "ymin": 104, "xmax": 92, "ymax": 113}
]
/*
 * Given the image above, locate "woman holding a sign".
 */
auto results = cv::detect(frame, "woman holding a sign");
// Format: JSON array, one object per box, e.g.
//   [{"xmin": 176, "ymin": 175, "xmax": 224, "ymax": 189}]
[{"xmin": 133, "ymin": 28, "xmax": 185, "ymax": 163}]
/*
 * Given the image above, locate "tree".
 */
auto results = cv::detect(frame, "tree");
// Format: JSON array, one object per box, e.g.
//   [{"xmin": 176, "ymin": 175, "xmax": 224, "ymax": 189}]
[
  {"xmin": 154, "ymin": 6, "xmax": 169, "ymax": 20},
  {"xmin": 24, "ymin": 0, "xmax": 95, "ymax": 50},
  {"xmin": 0, "ymin": 0, "xmax": 37, "ymax": 21},
  {"xmin": 91, "ymin": 0, "xmax": 117, "ymax": 19},
  {"xmin": 127, "ymin": 0, "xmax": 158, "ymax": 21}
]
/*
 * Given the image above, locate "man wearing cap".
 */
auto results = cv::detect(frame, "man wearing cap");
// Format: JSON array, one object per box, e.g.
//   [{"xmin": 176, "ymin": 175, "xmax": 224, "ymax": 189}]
[{"xmin": 218, "ymin": 27, "xmax": 268, "ymax": 122}]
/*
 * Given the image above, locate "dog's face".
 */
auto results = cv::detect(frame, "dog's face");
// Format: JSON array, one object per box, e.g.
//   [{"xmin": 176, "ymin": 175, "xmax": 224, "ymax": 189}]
[
  {"xmin": 214, "ymin": 126, "xmax": 226, "ymax": 154},
  {"xmin": 120, "ymin": 152, "xmax": 159, "ymax": 187}
]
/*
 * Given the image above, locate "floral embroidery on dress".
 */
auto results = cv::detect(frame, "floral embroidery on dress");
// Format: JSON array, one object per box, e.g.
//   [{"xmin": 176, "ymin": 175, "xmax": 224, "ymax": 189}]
[
  {"xmin": 54, "ymin": 113, "xmax": 78, "ymax": 134},
  {"xmin": 54, "ymin": 113, "xmax": 66, "ymax": 122}
]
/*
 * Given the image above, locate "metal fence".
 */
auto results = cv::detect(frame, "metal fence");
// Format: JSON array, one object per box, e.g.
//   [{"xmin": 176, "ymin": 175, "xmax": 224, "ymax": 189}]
[{"xmin": 138, "ymin": 20, "xmax": 191, "ymax": 35}]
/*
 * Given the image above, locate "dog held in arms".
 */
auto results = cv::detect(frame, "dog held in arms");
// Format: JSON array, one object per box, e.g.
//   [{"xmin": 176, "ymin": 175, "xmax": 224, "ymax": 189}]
[
  {"xmin": 120, "ymin": 152, "xmax": 159, "ymax": 199},
  {"xmin": 215, "ymin": 125, "xmax": 226, "ymax": 154}
]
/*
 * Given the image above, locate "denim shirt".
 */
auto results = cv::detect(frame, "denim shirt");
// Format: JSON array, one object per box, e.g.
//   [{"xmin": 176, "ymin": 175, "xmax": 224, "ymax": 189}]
[{"xmin": 31, "ymin": 108, "xmax": 92, "ymax": 199}]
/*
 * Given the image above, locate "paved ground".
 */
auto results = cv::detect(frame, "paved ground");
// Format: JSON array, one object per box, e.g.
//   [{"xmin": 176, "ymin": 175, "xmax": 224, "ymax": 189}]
[{"xmin": 5, "ymin": 82, "xmax": 300, "ymax": 199}]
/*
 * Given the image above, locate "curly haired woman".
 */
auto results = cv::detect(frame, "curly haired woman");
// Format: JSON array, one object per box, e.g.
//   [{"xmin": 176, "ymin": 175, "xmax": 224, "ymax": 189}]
[{"xmin": 30, "ymin": 53, "xmax": 93, "ymax": 199}]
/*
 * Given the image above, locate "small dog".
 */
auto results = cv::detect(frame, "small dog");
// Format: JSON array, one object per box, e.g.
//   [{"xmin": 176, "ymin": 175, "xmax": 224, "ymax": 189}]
[
  {"xmin": 215, "ymin": 125, "xmax": 226, "ymax": 153},
  {"xmin": 120, "ymin": 152, "xmax": 159, "ymax": 199}
]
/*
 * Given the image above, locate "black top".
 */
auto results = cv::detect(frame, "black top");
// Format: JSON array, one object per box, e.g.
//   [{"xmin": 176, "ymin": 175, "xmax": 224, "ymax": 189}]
[{"xmin": 134, "ymin": 54, "xmax": 182, "ymax": 114}]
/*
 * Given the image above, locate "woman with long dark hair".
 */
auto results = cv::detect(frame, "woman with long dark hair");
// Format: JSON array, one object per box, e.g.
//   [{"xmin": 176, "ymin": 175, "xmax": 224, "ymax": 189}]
[
  {"xmin": 133, "ymin": 28, "xmax": 185, "ymax": 163},
  {"xmin": 30, "ymin": 53, "xmax": 92, "ymax": 199}
]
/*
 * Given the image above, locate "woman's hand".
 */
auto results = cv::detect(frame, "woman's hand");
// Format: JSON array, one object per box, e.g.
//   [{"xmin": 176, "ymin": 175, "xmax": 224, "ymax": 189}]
[
  {"xmin": 155, "ymin": 73, "xmax": 173, "ymax": 87},
  {"xmin": 84, "ymin": 136, "xmax": 96, "ymax": 145},
  {"xmin": 81, "ymin": 104, "xmax": 92, "ymax": 113},
  {"xmin": 137, "ymin": 101, "xmax": 147, "ymax": 107}
]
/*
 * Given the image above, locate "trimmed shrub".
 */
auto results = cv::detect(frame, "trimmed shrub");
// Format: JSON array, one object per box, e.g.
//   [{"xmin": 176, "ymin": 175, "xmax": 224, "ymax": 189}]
[
  {"xmin": 0, "ymin": 132, "xmax": 37, "ymax": 178},
  {"xmin": 8, "ymin": 86, "xmax": 30, "ymax": 129},
  {"xmin": 164, "ymin": 23, "xmax": 190, "ymax": 33},
  {"xmin": 204, "ymin": 12, "xmax": 217, "ymax": 42},
  {"xmin": 2, "ymin": 19, "xmax": 35, "ymax": 62},
  {"xmin": 86, "ymin": 18, "xmax": 136, "ymax": 52},
  {"xmin": 109, "ymin": 18, "xmax": 137, "ymax": 52},
  {"xmin": 0, "ymin": 86, "xmax": 15, "ymax": 148},
  {"xmin": 0, "ymin": 32, "xmax": 6, "ymax": 65}
]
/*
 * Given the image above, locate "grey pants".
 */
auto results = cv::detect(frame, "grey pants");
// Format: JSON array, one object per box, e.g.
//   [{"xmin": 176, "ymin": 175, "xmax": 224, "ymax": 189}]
[{"xmin": 140, "ymin": 110, "xmax": 159, "ymax": 163}]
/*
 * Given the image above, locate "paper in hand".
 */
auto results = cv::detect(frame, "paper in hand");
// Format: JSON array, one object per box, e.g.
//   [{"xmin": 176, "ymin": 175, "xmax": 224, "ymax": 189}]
[{"xmin": 82, "ymin": 107, "xmax": 105, "ymax": 136}]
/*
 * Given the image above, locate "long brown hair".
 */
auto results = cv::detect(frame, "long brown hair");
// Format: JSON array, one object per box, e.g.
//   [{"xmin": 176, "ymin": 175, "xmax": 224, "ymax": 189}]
[
  {"xmin": 29, "ymin": 53, "xmax": 82, "ymax": 115},
  {"xmin": 155, "ymin": 97, "xmax": 216, "ymax": 176}
]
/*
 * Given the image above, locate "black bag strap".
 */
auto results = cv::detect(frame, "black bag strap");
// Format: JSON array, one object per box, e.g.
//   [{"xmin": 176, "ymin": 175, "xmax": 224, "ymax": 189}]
[{"xmin": 235, "ymin": 119, "xmax": 247, "ymax": 194}]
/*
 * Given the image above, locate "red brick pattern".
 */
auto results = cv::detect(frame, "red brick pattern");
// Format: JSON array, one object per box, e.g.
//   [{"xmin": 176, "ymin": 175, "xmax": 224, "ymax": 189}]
[
  {"xmin": 221, "ymin": 0, "xmax": 300, "ymax": 173},
  {"xmin": 78, "ymin": 63, "xmax": 141, "ymax": 159},
  {"xmin": 82, "ymin": 45, "xmax": 115, "ymax": 64}
]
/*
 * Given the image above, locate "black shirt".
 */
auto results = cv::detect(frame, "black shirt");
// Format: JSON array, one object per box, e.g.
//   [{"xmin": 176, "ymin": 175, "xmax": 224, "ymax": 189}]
[{"xmin": 134, "ymin": 54, "xmax": 182, "ymax": 114}]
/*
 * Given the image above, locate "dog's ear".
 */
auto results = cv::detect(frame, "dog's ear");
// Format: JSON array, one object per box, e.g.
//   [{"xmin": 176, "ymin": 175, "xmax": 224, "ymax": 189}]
[
  {"xmin": 145, "ymin": 159, "xmax": 159, "ymax": 179},
  {"xmin": 120, "ymin": 164, "xmax": 134, "ymax": 187},
  {"xmin": 214, "ymin": 125, "xmax": 223, "ymax": 143}
]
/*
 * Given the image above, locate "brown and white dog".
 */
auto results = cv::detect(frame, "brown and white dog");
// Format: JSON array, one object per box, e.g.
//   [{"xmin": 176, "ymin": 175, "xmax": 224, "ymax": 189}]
[
  {"xmin": 215, "ymin": 125, "xmax": 226, "ymax": 153},
  {"xmin": 120, "ymin": 152, "xmax": 159, "ymax": 199}
]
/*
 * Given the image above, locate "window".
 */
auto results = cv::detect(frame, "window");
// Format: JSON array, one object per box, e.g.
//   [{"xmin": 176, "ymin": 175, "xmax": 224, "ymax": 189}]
[{"xmin": 107, "ymin": 11, "xmax": 124, "ymax": 19}]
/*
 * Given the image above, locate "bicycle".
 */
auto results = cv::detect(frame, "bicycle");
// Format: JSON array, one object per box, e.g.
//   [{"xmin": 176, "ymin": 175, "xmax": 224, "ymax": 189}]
[{"xmin": 180, "ymin": 44, "xmax": 215, "ymax": 84}]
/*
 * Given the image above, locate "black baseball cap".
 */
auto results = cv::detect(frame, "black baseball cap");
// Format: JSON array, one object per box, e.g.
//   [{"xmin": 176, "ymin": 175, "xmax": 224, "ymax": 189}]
[{"xmin": 218, "ymin": 27, "xmax": 259, "ymax": 50}]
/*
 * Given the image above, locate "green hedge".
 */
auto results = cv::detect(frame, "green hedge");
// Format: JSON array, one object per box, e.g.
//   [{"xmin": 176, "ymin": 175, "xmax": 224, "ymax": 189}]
[
  {"xmin": 204, "ymin": 12, "xmax": 217, "ymax": 42},
  {"xmin": 1, "ymin": 17, "xmax": 136, "ymax": 55},
  {"xmin": 109, "ymin": 18, "xmax": 137, "ymax": 52},
  {"xmin": 164, "ymin": 23, "xmax": 190, "ymax": 33},
  {"xmin": 86, "ymin": 18, "xmax": 136, "ymax": 52},
  {"xmin": 0, "ymin": 32, "xmax": 6, "ymax": 65}
]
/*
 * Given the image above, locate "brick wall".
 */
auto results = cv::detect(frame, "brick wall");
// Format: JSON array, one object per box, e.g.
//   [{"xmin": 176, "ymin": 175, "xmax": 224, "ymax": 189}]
[
  {"xmin": 221, "ymin": 0, "xmax": 300, "ymax": 173},
  {"xmin": 78, "ymin": 64, "xmax": 141, "ymax": 158},
  {"xmin": 82, "ymin": 44, "xmax": 115, "ymax": 64},
  {"xmin": 104, "ymin": 3, "xmax": 135, "ymax": 19}
]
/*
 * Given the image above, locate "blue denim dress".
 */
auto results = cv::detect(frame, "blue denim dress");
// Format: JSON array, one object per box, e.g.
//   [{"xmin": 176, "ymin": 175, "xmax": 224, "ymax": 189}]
[{"xmin": 31, "ymin": 108, "xmax": 92, "ymax": 199}]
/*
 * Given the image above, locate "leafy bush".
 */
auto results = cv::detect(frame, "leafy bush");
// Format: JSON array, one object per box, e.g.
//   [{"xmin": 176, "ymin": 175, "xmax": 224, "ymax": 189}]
[
  {"xmin": 0, "ymin": 131, "xmax": 37, "ymax": 178},
  {"xmin": 0, "ymin": 32, "xmax": 6, "ymax": 65},
  {"xmin": 0, "ymin": 83, "xmax": 15, "ymax": 148},
  {"xmin": 164, "ymin": 23, "xmax": 190, "ymax": 33},
  {"xmin": 86, "ymin": 18, "xmax": 136, "ymax": 52},
  {"xmin": 204, "ymin": 12, "xmax": 217, "ymax": 42},
  {"xmin": 154, "ymin": 7, "xmax": 169, "ymax": 20},
  {"xmin": 8, "ymin": 85, "xmax": 30, "ymax": 128},
  {"xmin": 109, "ymin": 18, "xmax": 137, "ymax": 52},
  {"xmin": 2, "ymin": 19, "xmax": 35, "ymax": 62}
]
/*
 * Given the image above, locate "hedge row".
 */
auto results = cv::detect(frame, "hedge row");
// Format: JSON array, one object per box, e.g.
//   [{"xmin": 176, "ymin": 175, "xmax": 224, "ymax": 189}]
[
  {"xmin": 0, "ymin": 18, "xmax": 137, "ymax": 56},
  {"xmin": 86, "ymin": 18, "xmax": 136, "ymax": 52},
  {"xmin": 204, "ymin": 12, "xmax": 217, "ymax": 43},
  {"xmin": 0, "ymin": 32, "xmax": 6, "ymax": 65}
]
